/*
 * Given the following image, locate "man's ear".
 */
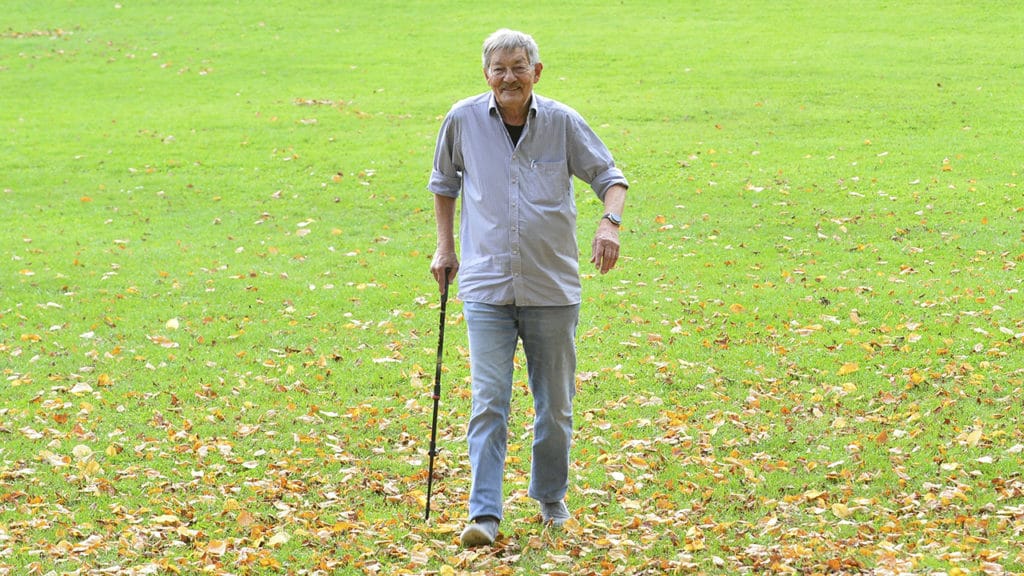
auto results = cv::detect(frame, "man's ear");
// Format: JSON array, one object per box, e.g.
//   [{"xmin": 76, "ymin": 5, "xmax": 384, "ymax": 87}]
[{"xmin": 533, "ymin": 62, "xmax": 544, "ymax": 82}]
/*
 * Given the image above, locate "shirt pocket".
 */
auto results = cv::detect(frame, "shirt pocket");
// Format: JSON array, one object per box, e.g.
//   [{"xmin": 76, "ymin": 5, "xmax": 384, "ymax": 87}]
[{"xmin": 521, "ymin": 160, "xmax": 570, "ymax": 208}]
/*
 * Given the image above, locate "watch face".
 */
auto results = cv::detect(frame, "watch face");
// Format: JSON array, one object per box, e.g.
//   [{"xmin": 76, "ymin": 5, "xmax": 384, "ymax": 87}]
[{"xmin": 606, "ymin": 213, "xmax": 621, "ymax": 225}]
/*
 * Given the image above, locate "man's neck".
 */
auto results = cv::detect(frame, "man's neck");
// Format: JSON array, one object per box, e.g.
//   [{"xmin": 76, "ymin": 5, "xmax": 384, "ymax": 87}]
[{"xmin": 497, "ymin": 101, "xmax": 530, "ymax": 126}]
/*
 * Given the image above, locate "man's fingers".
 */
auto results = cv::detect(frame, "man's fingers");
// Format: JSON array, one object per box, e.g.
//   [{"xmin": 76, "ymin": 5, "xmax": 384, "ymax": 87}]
[
  {"xmin": 601, "ymin": 249, "xmax": 618, "ymax": 273},
  {"xmin": 430, "ymin": 260, "xmax": 457, "ymax": 292},
  {"xmin": 592, "ymin": 238, "xmax": 619, "ymax": 274}
]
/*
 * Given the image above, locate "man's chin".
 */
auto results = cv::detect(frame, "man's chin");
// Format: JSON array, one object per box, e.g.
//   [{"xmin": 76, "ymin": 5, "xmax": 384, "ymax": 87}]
[{"xmin": 497, "ymin": 92, "xmax": 527, "ymax": 107}]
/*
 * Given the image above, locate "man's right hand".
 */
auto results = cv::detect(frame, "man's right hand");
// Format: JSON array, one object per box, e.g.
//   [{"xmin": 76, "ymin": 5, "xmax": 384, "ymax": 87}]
[{"xmin": 430, "ymin": 253, "xmax": 459, "ymax": 293}]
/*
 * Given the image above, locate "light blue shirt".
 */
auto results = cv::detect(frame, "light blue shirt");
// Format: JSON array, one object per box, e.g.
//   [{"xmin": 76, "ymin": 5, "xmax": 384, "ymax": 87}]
[{"xmin": 429, "ymin": 92, "xmax": 628, "ymax": 306}]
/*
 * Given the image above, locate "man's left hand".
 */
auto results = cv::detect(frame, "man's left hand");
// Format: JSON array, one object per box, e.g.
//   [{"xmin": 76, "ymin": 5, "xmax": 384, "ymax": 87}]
[{"xmin": 590, "ymin": 222, "xmax": 621, "ymax": 274}]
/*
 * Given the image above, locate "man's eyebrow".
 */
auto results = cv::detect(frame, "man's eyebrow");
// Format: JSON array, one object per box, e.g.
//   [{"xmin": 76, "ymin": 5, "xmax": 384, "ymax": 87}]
[{"xmin": 493, "ymin": 57, "xmax": 530, "ymax": 66}]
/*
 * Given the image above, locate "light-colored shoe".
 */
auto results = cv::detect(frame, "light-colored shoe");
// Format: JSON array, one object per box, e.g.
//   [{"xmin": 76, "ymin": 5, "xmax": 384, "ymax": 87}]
[
  {"xmin": 540, "ymin": 500, "xmax": 570, "ymax": 526},
  {"xmin": 460, "ymin": 518, "xmax": 499, "ymax": 547}
]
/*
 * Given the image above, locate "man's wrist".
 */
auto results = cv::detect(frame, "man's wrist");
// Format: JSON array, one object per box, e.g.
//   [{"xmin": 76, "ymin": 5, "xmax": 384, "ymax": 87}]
[{"xmin": 601, "ymin": 212, "xmax": 622, "ymax": 227}]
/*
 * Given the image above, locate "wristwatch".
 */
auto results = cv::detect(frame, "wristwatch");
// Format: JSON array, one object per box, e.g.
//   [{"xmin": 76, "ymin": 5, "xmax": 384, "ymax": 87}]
[{"xmin": 602, "ymin": 212, "xmax": 622, "ymax": 227}]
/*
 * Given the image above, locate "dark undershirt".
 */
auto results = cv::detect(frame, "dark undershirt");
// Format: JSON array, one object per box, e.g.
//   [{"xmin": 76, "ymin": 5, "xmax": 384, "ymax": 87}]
[{"xmin": 504, "ymin": 123, "xmax": 524, "ymax": 146}]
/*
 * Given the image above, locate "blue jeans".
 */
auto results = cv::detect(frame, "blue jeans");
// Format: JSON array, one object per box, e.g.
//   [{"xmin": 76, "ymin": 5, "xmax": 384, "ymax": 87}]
[{"xmin": 462, "ymin": 301, "xmax": 580, "ymax": 522}]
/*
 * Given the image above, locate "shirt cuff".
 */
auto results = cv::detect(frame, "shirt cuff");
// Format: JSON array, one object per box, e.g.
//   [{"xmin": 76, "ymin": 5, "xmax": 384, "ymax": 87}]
[
  {"xmin": 429, "ymin": 170, "xmax": 462, "ymax": 197},
  {"xmin": 590, "ymin": 168, "xmax": 629, "ymax": 200}
]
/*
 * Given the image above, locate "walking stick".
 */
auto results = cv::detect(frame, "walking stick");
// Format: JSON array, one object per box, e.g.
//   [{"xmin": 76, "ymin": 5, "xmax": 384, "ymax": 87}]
[{"xmin": 425, "ymin": 267, "xmax": 451, "ymax": 521}]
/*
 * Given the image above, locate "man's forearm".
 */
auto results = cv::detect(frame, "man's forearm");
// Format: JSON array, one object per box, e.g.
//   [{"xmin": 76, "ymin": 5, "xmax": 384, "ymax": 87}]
[
  {"xmin": 602, "ymin": 184, "xmax": 627, "ymax": 217},
  {"xmin": 434, "ymin": 194, "xmax": 457, "ymax": 253}
]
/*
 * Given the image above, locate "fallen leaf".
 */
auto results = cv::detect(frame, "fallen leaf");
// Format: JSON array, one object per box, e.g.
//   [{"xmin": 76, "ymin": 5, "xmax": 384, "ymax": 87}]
[
  {"xmin": 268, "ymin": 531, "xmax": 290, "ymax": 547},
  {"xmin": 837, "ymin": 362, "xmax": 859, "ymax": 376},
  {"xmin": 831, "ymin": 503, "xmax": 853, "ymax": 519},
  {"xmin": 966, "ymin": 427, "xmax": 983, "ymax": 447}
]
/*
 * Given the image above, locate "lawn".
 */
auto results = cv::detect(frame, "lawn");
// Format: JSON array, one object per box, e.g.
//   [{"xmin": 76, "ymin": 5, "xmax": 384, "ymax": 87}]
[{"xmin": 2, "ymin": 1, "xmax": 1023, "ymax": 574}]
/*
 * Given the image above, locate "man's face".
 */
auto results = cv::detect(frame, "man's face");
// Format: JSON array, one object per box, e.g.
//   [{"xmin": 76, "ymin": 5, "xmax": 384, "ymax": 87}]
[{"xmin": 484, "ymin": 47, "xmax": 542, "ymax": 118}]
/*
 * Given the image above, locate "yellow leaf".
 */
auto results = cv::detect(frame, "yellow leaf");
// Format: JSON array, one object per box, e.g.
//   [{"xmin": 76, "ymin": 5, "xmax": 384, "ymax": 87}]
[
  {"xmin": 729, "ymin": 303, "xmax": 745, "ymax": 313},
  {"xmin": 837, "ymin": 362, "xmax": 859, "ymax": 376},
  {"xmin": 80, "ymin": 460, "xmax": 102, "ymax": 476},
  {"xmin": 966, "ymin": 428, "xmax": 983, "ymax": 447},
  {"xmin": 206, "ymin": 540, "xmax": 227, "ymax": 556},
  {"xmin": 803, "ymin": 490, "xmax": 826, "ymax": 501},
  {"xmin": 831, "ymin": 503, "xmax": 853, "ymax": 519},
  {"xmin": 268, "ymin": 531, "xmax": 290, "ymax": 548}
]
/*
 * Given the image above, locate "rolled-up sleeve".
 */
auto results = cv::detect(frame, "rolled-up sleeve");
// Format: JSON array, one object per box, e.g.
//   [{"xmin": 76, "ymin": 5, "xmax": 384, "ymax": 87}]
[{"xmin": 429, "ymin": 111, "xmax": 464, "ymax": 198}]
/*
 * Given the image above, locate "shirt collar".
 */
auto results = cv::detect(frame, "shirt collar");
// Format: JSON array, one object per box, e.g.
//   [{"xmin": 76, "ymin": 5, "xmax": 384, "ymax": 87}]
[{"xmin": 487, "ymin": 93, "xmax": 540, "ymax": 119}]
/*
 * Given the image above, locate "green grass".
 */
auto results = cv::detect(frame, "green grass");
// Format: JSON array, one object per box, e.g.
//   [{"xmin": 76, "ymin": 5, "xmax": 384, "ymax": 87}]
[{"xmin": 3, "ymin": 1, "xmax": 1023, "ymax": 574}]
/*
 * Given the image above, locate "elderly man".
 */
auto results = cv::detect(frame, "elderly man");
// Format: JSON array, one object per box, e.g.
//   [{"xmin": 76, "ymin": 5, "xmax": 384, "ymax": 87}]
[{"xmin": 429, "ymin": 28, "xmax": 628, "ymax": 547}]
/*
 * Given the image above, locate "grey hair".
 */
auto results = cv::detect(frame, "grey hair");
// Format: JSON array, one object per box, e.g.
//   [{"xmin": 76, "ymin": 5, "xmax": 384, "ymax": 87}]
[{"xmin": 482, "ymin": 28, "xmax": 540, "ymax": 69}]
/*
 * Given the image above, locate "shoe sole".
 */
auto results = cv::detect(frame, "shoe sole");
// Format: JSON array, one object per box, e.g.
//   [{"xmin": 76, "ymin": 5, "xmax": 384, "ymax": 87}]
[{"xmin": 460, "ymin": 526, "xmax": 496, "ymax": 547}]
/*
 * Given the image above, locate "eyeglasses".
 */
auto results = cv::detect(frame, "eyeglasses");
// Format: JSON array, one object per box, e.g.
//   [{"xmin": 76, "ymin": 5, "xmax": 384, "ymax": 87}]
[{"xmin": 488, "ymin": 65, "xmax": 534, "ymax": 78}]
